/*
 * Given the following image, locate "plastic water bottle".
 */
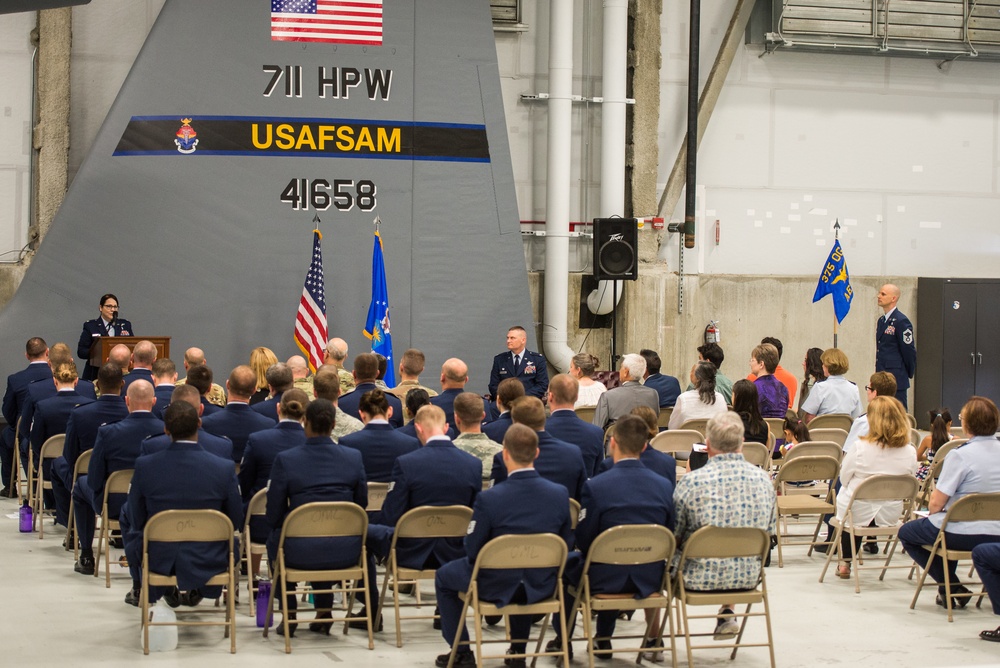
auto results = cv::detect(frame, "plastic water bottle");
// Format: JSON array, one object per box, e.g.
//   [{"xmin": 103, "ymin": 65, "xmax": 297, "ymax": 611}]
[
  {"xmin": 256, "ymin": 579, "xmax": 272, "ymax": 628},
  {"xmin": 145, "ymin": 600, "xmax": 178, "ymax": 652},
  {"xmin": 19, "ymin": 500, "xmax": 32, "ymax": 533}
]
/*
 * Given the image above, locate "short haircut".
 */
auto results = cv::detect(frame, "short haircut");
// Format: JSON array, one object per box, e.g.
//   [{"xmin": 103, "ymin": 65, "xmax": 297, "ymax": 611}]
[
  {"xmin": 132, "ymin": 340, "xmax": 157, "ymax": 366},
  {"xmin": 405, "ymin": 388, "xmax": 432, "ymax": 416},
  {"xmin": 279, "ymin": 388, "xmax": 310, "ymax": 421},
  {"xmin": 164, "ymin": 401, "xmax": 199, "ymax": 441},
  {"xmin": 185, "ymin": 364, "xmax": 213, "ymax": 395},
  {"xmin": 752, "ymin": 343, "xmax": 779, "ymax": 374},
  {"xmin": 864, "ymin": 396, "xmax": 910, "ymax": 448},
  {"xmin": 697, "ymin": 342, "xmax": 725, "ymax": 370},
  {"xmin": 325, "ymin": 339, "xmax": 347, "ymax": 362},
  {"xmin": 358, "ymin": 389, "xmax": 390, "ymax": 417},
  {"xmin": 126, "ymin": 378, "xmax": 155, "ymax": 404},
  {"xmin": 639, "ymin": 349, "xmax": 661, "ymax": 375},
  {"xmin": 52, "ymin": 362, "xmax": 78, "ymax": 384},
  {"xmin": 496, "ymin": 377, "xmax": 525, "ymax": 408},
  {"xmin": 629, "ymin": 405, "xmax": 659, "ymax": 438},
  {"xmin": 760, "ymin": 337, "xmax": 783, "ymax": 361},
  {"xmin": 706, "ymin": 410, "xmax": 744, "ymax": 453},
  {"xmin": 442, "ymin": 358, "xmax": 469, "ymax": 384},
  {"xmin": 400, "ymin": 348, "xmax": 426, "ymax": 376},
  {"xmin": 508, "ymin": 325, "xmax": 527, "ymax": 336},
  {"xmin": 99, "ymin": 293, "xmax": 118, "ymax": 307},
  {"xmin": 305, "ymin": 397, "xmax": 337, "ymax": 434},
  {"xmin": 374, "ymin": 353, "xmax": 387, "ymax": 380},
  {"xmin": 227, "ymin": 365, "xmax": 257, "ymax": 398},
  {"xmin": 961, "ymin": 396, "xmax": 1000, "ymax": 437},
  {"xmin": 503, "ymin": 423, "xmax": 539, "ymax": 465},
  {"xmin": 170, "ymin": 383, "xmax": 202, "ymax": 409},
  {"xmin": 184, "ymin": 348, "xmax": 206, "ymax": 366},
  {"xmin": 312, "ymin": 369, "xmax": 341, "ymax": 401},
  {"xmin": 620, "ymin": 353, "xmax": 647, "ymax": 379},
  {"xmin": 26, "ymin": 337, "xmax": 47, "ymax": 358},
  {"xmin": 571, "ymin": 352, "xmax": 599, "ymax": 377},
  {"xmin": 613, "ymin": 415, "xmax": 649, "ymax": 456},
  {"xmin": 510, "ymin": 396, "xmax": 546, "ymax": 431},
  {"xmin": 454, "ymin": 392, "xmax": 487, "ymax": 425},
  {"xmin": 353, "ymin": 353, "xmax": 379, "ymax": 382},
  {"xmin": 152, "ymin": 358, "xmax": 176, "ymax": 378},
  {"xmin": 868, "ymin": 371, "xmax": 897, "ymax": 398},
  {"xmin": 548, "ymin": 374, "xmax": 579, "ymax": 405},
  {"xmin": 49, "ymin": 343, "xmax": 72, "ymax": 364},
  {"xmin": 820, "ymin": 348, "xmax": 849, "ymax": 376},
  {"xmin": 96, "ymin": 363, "xmax": 124, "ymax": 394},
  {"xmin": 265, "ymin": 362, "xmax": 294, "ymax": 391},
  {"xmin": 414, "ymin": 404, "xmax": 447, "ymax": 430}
]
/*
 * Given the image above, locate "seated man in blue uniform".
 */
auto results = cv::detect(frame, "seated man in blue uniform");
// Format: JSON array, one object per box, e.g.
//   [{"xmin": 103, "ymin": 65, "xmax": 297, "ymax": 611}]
[
  {"xmin": 490, "ymin": 396, "xmax": 587, "ymax": 501},
  {"xmin": 250, "ymin": 362, "xmax": 293, "ymax": 423},
  {"xmin": 430, "ymin": 358, "xmax": 474, "ymax": 432},
  {"xmin": 73, "ymin": 380, "xmax": 164, "ymax": 575},
  {"xmin": 139, "ymin": 384, "xmax": 233, "ymax": 462},
  {"xmin": 434, "ymin": 424, "xmax": 573, "ymax": 668},
  {"xmin": 596, "ymin": 406, "xmax": 677, "ymax": 482},
  {"xmin": 265, "ymin": 398, "xmax": 368, "ymax": 637},
  {"xmin": 544, "ymin": 374, "xmax": 605, "ymax": 477},
  {"xmin": 184, "ymin": 364, "xmax": 222, "ymax": 418},
  {"xmin": 339, "ymin": 353, "xmax": 404, "ymax": 428},
  {"xmin": 150, "ymin": 358, "xmax": 178, "ymax": 419},
  {"xmin": 0, "ymin": 337, "xmax": 51, "ymax": 493},
  {"xmin": 122, "ymin": 340, "xmax": 156, "ymax": 392},
  {"xmin": 51, "ymin": 363, "xmax": 128, "ymax": 531},
  {"xmin": 201, "ymin": 364, "xmax": 277, "ymax": 463},
  {"xmin": 122, "ymin": 400, "xmax": 242, "ymax": 607},
  {"xmin": 488, "ymin": 326, "xmax": 548, "ymax": 400},
  {"xmin": 639, "ymin": 349, "xmax": 681, "ymax": 408},
  {"xmin": 365, "ymin": 404, "xmax": 482, "ymax": 627},
  {"xmin": 483, "ymin": 378, "xmax": 524, "ymax": 444},
  {"xmin": 339, "ymin": 388, "xmax": 419, "ymax": 482},
  {"xmin": 547, "ymin": 415, "xmax": 676, "ymax": 658}
]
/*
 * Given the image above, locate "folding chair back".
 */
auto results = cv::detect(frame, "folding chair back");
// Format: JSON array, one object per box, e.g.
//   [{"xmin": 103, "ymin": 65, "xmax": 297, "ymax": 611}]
[
  {"xmin": 472, "ymin": 533, "xmax": 567, "ymax": 572},
  {"xmin": 741, "ymin": 443, "xmax": 770, "ymax": 469},
  {"xmin": 96, "ymin": 468, "xmax": 134, "ymax": 587},
  {"xmin": 674, "ymin": 526, "xmax": 775, "ymax": 667},
  {"xmin": 940, "ymin": 492, "xmax": 1000, "ymax": 524},
  {"xmin": 905, "ymin": 413, "xmax": 917, "ymax": 428},
  {"xmin": 574, "ymin": 406, "xmax": 596, "ymax": 423},
  {"xmin": 585, "ymin": 523, "xmax": 675, "ymax": 566},
  {"xmin": 33, "ymin": 434, "xmax": 66, "ymax": 538},
  {"xmin": 677, "ymin": 419, "xmax": 708, "ymax": 438},
  {"xmin": 949, "ymin": 425, "xmax": 965, "ymax": 438},
  {"xmin": 569, "ymin": 498, "xmax": 581, "ymax": 530},
  {"xmin": 910, "ymin": 428, "xmax": 921, "ymax": 448},
  {"xmin": 657, "ymin": 407, "xmax": 672, "ymax": 429},
  {"xmin": 141, "ymin": 509, "xmax": 236, "ymax": 654},
  {"xmin": 783, "ymin": 441, "xmax": 842, "ymax": 463},
  {"xmin": 764, "ymin": 418, "xmax": 785, "ymax": 445},
  {"xmin": 774, "ymin": 455, "xmax": 839, "ymax": 487},
  {"xmin": 243, "ymin": 488, "xmax": 268, "ymax": 617},
  {"xmin": 808, "ymin": 428, "xmax": 849, "ymax": 449},
  {"xmin": 933, "ymin": 439, "xmax": 965, "ymax": 467},
  {"xmin": 381, "ymin": 505, "xmax": 473, "ymax": 647},
  {"xmin": 807, "ymin": 413, "xmax": 853, "ymax": 431},
  {"xmin": 650, "ymin": 429, "xmax": 702, "ymax": 455},
  {"xmin": 367, "ymin": 482, "xmax": 390, "ymax": 512}
]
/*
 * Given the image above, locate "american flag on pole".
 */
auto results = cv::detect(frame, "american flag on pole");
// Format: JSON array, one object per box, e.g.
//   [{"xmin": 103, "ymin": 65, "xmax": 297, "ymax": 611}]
[
  {"xmin": 294, "ymin": 229, "xmax": 328, "ymax": 372},
  {"xmin": 271, "ymin": 0, "xmax": 384, "ymax": 45}
]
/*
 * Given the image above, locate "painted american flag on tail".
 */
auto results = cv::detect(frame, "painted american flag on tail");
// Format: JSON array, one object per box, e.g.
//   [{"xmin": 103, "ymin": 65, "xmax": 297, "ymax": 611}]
[
  {"xmin": 271, "ymin": 0, "xmax": 383, "ymax": 45},
  {"xmin": 294, "ymin": 229, "xmax": 328, "ymax": 372}
]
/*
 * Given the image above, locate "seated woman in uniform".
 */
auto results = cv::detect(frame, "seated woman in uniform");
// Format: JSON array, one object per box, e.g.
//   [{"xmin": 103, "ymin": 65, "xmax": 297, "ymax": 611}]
[{"xmin": 800, "ymin": 348, "xmax": 862, "ymax": 423}]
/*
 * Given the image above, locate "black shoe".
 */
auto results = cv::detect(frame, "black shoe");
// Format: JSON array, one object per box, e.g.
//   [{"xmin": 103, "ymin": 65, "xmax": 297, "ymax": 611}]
[
  {"xmin": 504, "ymin": 647, "xmax": 527, "ymax": 668},
  {"xmin": 309, "ymin": 613, "xmax": 334, "ymax": 635},
  {"xmin": 863, "ymin": 541, "xmax": 879, "ymax": 554},
  {"xmin": 181, "ymin": 589, "xmax": 204, "ymax": 607},
  {"xmin": 433, "ymin": 606, "xmax": 441, "ymax": 630},
  {"xmin": 0, "ymin": 486, "xmax": 13, "ymax": 498},
  {"xmin": 163, "ymin": 587, "xmax": 182, "ymax": 608},
  {"xmin": 936, "ymin": 585, "xmax": 971, "ymax": 610},
  {"xmin": 980, "ymin": 626, "xmax": 1000, "ymax": 642},
  {"xmin": 110, "ymin": 536, "xmax": 124, "ymax": 549},
  {"xmin": 124, "ymin": 589, "xmax": 140, "ymax": 607},
  {"xmin": 275, "ymin": 619, "xmax": 297, "ymax": 638},
  {"xmin": 74, "ymin": 556, "xmax": 95, "ymax": 575},
  {"xmin": 593, "ymin": 639, "xmax": 613, "ymax": 661},
  {"xmin": 436, "ymin": 650, "xmax": 476, "ymax": 668},
  {"xmin": 545, "ymin": 638, "xmax": 573, "ymax": 660},
  {"xmin": 484, "ymin": 615, "xmax": 501, "ymax": 626},
  {"xmin": 813, "ymin": 543, "xmax": 829, "ymax": 554},
  {"xmin": 347, "ymin": 608, "xmax": 383, "ymax": 632}
]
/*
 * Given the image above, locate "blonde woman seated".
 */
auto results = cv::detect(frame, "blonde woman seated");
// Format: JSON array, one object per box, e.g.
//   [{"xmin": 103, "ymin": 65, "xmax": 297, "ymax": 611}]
[
  {"xmin": 801, "ymin": 348, "xmax": 862, "ymax": 422},
  {"xmin": 667, "ymin": 361, "xmax": 727, "ymax": 430},
  {"xmin": 569, "ymin": 352, "xmax": 607, "ymax": 407},
  {"xmin": 834, "ymin": 396, "xmax": 917, "ymax": 578}
]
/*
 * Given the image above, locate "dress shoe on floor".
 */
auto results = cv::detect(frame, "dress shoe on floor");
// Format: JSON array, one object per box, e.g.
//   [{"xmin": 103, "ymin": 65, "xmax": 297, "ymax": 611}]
[
  {"xmin": 163, "ymin": 587, "xmax": 182, "ymax": 608},
  {"xmin": 545, "ymin": 638, "xmax": 573, "ymax": 661},
  {"xmin": 937, "ymin": 584, "xmax": 971, "ymax": 610},
  {"xmin": 309, "ymin": 614, "xmax": 334, "ymax": 635},
  {"xmin": 593, "ymin": 639, "xmax": 613, "ymax": 660},
  {"xmin": 74, "ymin": 556, "xmax": 95, "ymax": 575},
  {"xmin": 863, "ymin": 541, "xmax": 879, "ymax": 554},
  {"xmin": 181, "ymin": 589, "xmax": 204, "ymax": 607},
  {"xmin": 484, "ymin": 615, "xmax": 501, "ymax": 625},
  {"xmin": 124, "ymin": 589, "xmax": 140, "ymax": 607},
  {"xmin": 0, "ymin": 487, "xmax": 14, "ymax": 498},
  {"xmin": 274, "ymin": 620, "xmax": 297, "ymax": 637},
  {"xmin": 504, "ymin": 647, "xmax": 527, "ymax": 668},
  {"xmin": 980, "ymin": 626, "xmax": 1000, "ymax": 642},
  {"xmin": 436, "ymin": 650, "xmax": 476, "ymax": 668},
  {"xmin": 433, "ymin": 606, "xmax": 441, "ymax": 630},
  {"xmin": 346, "ymin": 608, "xmax": 382, "ymax": 632}
]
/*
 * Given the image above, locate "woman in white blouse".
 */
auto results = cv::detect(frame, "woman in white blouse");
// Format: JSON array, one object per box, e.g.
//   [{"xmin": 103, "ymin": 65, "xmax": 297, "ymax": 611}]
[
  {"xmin": 668, "ymin": 361, "xmax": 728, "ymax": 430},
  {"xmin": 570, "ymin": 352, "xmax": 607, "ymax": 407},
  {"xmin": 834, "ymin": 396, "xmax": 917, "ymax": 578}
]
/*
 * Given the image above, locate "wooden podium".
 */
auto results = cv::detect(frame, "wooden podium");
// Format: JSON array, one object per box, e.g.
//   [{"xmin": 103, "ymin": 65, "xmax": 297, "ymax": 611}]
[{"xmin": 89, "ymin": 336, "xmax": 171, "ymax": 368}]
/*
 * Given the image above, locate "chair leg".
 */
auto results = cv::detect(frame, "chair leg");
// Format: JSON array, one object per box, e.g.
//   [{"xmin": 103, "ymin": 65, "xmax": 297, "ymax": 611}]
[
  {"xmin": 362, "ymin": 552, "xmax": 375, "ymax": 650},
  {"xmin": 760, "ymin": 584, "xmax": 777, "ymax": 668},
  {"xmin": 94, "ymin": 514, "xmax": 105, "ymax": 579},
  {"xmin": 446, "ymin": 594, "xmax": 473, "ymax": 668},
  {"xmin": 909, "ymin": 549, "xmax": 936, "ymax": 610},
  {"xmin": 581, "ymin": 600, "xmax": 595, "ymax": 668},
  {"xmin": 729, "ymin": 603, "xmax": 753, "ymax": 660},
  {"xmin": 819, "ymin": 522, "xmax": 842, "ymax": 582},
  {"xmin": 68, "ymin": 498, "xmax": 78, "ymax": 559},
  {"xmin": 942, "ymin": 554, "xmax": 955, "ymax": 622},
  {"xmin": 377, "ymin": 557, "xmax": 398, "ymax": 647},
  {"xmin": 880, "ymin": 536, "xmax": 901, "ymax": 581},
  {"xmin": 775, "ymin": 521, "xmax": 785, "ymax": 568},
  {"xmin": 228, "ymin": 564, "xmax": 236, "ymax": 654}
]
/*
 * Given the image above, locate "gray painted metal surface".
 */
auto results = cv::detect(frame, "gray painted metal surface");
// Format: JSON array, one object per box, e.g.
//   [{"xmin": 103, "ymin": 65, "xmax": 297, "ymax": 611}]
[{"xmin": 0, "ymin": 0, "xmax": 531, "ymax": 393}]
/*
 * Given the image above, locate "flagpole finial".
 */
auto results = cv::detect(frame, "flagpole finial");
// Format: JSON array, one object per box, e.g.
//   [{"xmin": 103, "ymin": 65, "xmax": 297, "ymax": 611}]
[
  {"xmin": 834, "ymin": 218, "xmax": 841, "ymax": 240},
  {"xmin": 313, "ymin": 214, "xmax": 321, "ymax": 225},
  {"xmin": 373, "ymin": 215, "xmax": 381, "ymax": 233}
]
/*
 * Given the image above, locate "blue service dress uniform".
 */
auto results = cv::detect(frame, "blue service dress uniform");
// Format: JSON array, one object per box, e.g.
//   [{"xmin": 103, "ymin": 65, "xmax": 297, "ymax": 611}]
[
  {"xmin": 642, "ymin": 373, "xmax": 682, "ymax": 408},
  {"xmin": 338, "ymin": 422, "xmax": 420, "ymax": 482},
  {"xmin": 141, "ymin": 429, "xmax": 233, "ymax": 461},
  {"xmin": 488, "ymin": 349, "xmax": 549, "ymax": 399},
  {"xmin": 201, "ymin": 402, "xmax": 277, "ymax": 463},
  {"xmin": 0, "ymin": 361, "xmax": 53, "ymax": 485},
  {"xmin": 490, "ymin": 431, "xmax": 587, "ymax": 500},
  {"xmin": 596, "ymin": 445, "xmax": 677, "ymax": 483},
  {"xmin": 338, "ymin": 382, "xmax": 405, "ymax": 428},
  {"xmin": 875, "ymin": 308, "xmax": 916, "ymax": 408},
  {"xmin": 544, "ymin": 409, "xmax": 606, "ymax": 478}
]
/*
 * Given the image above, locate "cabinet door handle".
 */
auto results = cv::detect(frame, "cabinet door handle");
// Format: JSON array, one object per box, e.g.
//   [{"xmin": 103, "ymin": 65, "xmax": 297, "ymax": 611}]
[
  {"xmin": 979, "ymin": 352, "xmax": 983, "ymax": 365},
  {"xmin": 972, "ymin": 352, "xmax": 977, "ymax": 365}
]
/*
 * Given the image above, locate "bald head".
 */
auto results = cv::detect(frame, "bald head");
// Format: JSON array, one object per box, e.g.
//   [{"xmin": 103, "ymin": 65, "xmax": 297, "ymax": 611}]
[
  {"xmin": 170, "ymin": 383, "xmax": 203, "ymax": 415},
  {"xmin": 441, "ymin": 358, "xmax": 469, "ymax": 390},
  {"xmin": 325, "ymin": 338, "xmax": 348, "ymax": 365},
  {"xmin": 184, "ymin": 347, "xmax": 206, "ymax": 369},
  {"xmin": 286, "ymin": 355, "xmax": 309, "ymax": 379},
  {"xmin": 547, "ymin": 374, "xmax": 579, "ymax": 409},
  {"xmin": 878, "ymin": 283, "xmax": 901, "ymax": 313},
  {"xmin": 125, "ymin": 379, "xmax": 155, "ymax": 412},
  {"xmin": 227, "ymin": 365, "xmax": 258, "ymax": 401},
  {"xmin": 108, "ymin": 344, "xmax": 132, "ymax": 372},
  {"xmin": 131, "ymin": 340, "xmax": 157, "ymax": 368}
]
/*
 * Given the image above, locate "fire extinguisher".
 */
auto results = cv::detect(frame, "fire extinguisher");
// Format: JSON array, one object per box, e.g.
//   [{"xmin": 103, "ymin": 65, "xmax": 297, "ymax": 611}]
[{"xmin": 704, "ymin": 320, "xmax": 720, "ymax": 344}]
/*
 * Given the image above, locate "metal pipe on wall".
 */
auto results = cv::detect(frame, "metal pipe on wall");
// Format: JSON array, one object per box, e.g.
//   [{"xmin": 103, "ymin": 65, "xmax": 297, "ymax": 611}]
[
  {"xmin": 541, "ymin": 0, "xmax": 577, "ymax": 374},
  {"xmin": 684, "ymin": 0, "xmax": 700, "ymax": 249}
]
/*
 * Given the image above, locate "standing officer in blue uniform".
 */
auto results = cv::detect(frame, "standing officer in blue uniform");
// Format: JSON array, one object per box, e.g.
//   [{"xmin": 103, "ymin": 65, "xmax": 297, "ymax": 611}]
[
  {"xmin": 875, "ymin": 283, "xmax": 916, "ymax": 409},
  {"xmin": 435, "ymin": 424, "xmax": 573, "ymax": 668},
  {"xmin": 488, "ymin": 326, "xmax": 549, "ymax": 400},
  {"xmin": 122, "ymin": 400, "xmax": 242, "ymax": 607},
  {"xmin": 76, "ymin": 293, "xmax": 134, "ymax": 381}
]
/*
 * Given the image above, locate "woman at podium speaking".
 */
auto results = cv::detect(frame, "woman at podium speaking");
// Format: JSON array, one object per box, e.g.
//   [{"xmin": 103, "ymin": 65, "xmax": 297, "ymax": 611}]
[{"xmin": 76, "ymin": 293, "xmax": 135, "ymax": 381}]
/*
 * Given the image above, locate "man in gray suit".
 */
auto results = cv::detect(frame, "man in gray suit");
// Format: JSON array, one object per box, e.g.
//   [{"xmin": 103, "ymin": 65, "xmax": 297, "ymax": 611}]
[{"xmin": 592, "ymin": 353, "xmax": 660, "ymax": 429}]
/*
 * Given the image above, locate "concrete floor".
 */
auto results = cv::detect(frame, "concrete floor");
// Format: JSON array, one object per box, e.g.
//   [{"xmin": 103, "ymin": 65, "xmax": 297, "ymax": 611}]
[{"xmin": 2, "ymin": 493, "xmax": 998, "ymax": 668}]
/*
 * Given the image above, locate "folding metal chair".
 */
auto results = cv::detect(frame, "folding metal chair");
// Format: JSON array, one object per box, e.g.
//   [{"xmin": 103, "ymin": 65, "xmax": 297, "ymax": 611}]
[
  {"xmin": 95, "ymin": 468, "xmax": 134, "ymax": 588},
  {"xmin": 367, "ymin": 481, "xmax": 390, "ymax": 513},
  {"xmin": 807, "ymin": 413, "xmax": 854, "ymax": 431},
  {"xmin": 242, "ymin": 488, "xmax": 268, "ymax": 618},
  {"xmin": 773, "ymin": 456, "xmax": 840, "ymax": 567},
  {"xmin": 68, "ymin": 448, "xmax": 93, "ymax": 559},
  {"xmin": 32, "ymin": 434, "xmax": 65, "ymax": 538}
]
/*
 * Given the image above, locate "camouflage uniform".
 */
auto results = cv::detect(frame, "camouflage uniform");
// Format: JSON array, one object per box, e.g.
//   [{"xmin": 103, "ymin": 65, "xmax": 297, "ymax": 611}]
[
  {"xmin": 176, "ymin": 378, "xmax": 227, "ymax": 406},
  {"xmin": 337, "ymin": 368, "xmax": 356, "ymax": 395},
  {"xmin": 453, "ymin": 432, "xmax": 503, "ymax": 481},
  {"xmin": 331, "ymin": 406, "xmax": 364, "ymax": 442},
  {"xmin": 293, "ymin": 376, "xmax": 314, "ymax": 396}
]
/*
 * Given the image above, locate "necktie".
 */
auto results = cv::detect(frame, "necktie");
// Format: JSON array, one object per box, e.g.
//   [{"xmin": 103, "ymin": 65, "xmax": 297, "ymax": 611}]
[{"xmin": 514, "ymin": 354, "xmax": 520, "ymax": 369}]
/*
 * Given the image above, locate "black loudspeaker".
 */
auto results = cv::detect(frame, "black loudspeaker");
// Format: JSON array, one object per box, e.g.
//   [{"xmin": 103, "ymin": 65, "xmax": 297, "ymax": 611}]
[{"xmin": 592, "ymin": 217, "xmax": 638, "ymax": 281}]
